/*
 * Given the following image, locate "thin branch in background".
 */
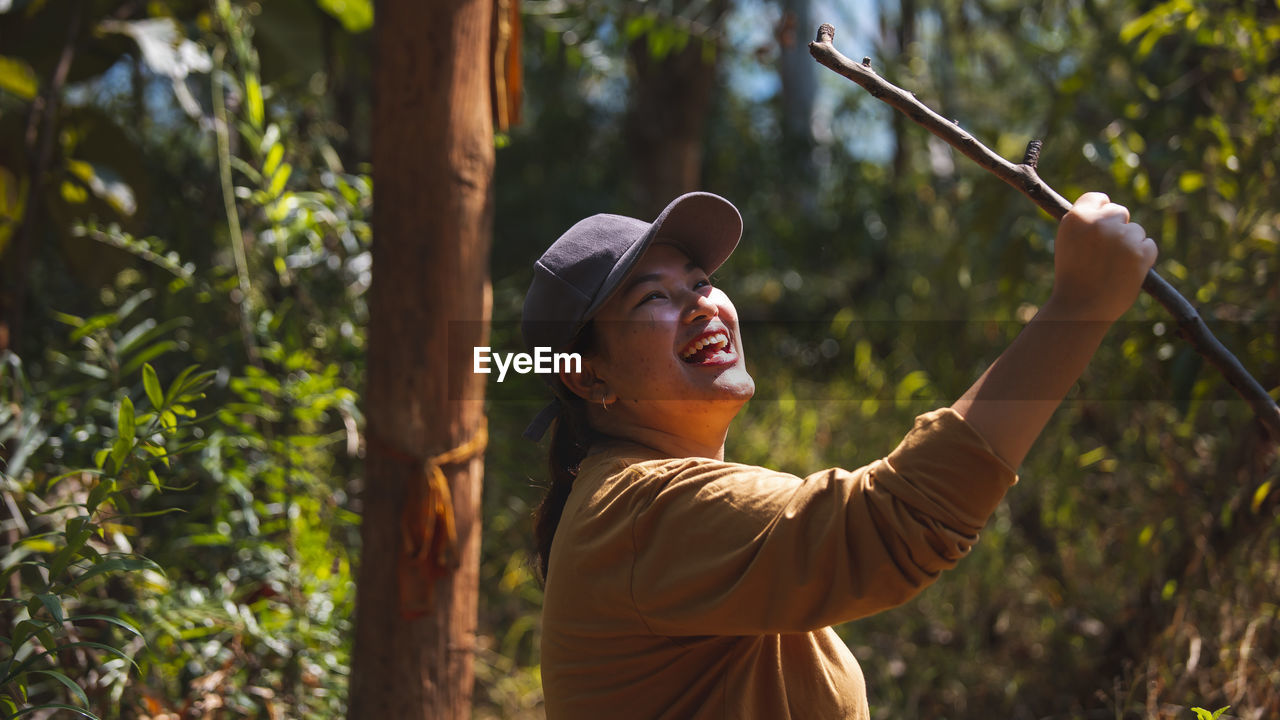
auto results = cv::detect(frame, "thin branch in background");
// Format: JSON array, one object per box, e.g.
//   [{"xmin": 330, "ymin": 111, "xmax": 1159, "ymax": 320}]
[
  {"xmin": 808, "ymin": 23, "xmax": 1280, "ymax": 445},
  {"xmin": 1, "ymin": 4, "xmax": 83, "ymax": 356},
  {"xmin": 211, "ymin": 45, "xmax": 261, "ymax": 369}
]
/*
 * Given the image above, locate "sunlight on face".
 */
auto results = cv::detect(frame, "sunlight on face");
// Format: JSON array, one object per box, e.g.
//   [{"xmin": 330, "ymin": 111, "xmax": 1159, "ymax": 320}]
[{"xmin": 586, "ymin": 242, "xmax": 754, "ymax": 428}]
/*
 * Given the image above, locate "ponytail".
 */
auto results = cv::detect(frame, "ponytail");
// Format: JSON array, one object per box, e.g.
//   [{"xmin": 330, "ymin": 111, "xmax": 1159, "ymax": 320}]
[{"xmin": 533, "ymin": 323, "xmax": 598, "ymax": 582}]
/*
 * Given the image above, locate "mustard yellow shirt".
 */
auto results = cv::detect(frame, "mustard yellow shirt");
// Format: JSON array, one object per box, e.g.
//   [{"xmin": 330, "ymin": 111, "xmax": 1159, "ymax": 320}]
[{"xmin": 540, "ymin": 408, "xmax": 1017, "ymax": 719}]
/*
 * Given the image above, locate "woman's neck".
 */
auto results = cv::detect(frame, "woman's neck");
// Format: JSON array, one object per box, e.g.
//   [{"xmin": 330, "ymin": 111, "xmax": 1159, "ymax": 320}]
[{"xmin": 588, "ymin": 406, "xmax": 734, "ymax": 460}]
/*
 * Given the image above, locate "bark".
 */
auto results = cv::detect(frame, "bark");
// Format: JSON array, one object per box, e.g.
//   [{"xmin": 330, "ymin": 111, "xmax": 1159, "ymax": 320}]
[
  {"xmin": 348, "ymin": 0, "xmax": 493, "ymax": 718},
  {"xmin": 624, "ymin": 2, "xmax": 728, "ymax": 216}
]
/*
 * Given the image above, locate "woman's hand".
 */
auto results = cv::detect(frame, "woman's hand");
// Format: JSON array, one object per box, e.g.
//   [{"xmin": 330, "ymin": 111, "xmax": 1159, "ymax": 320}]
[{"xmin": 1048, "ymin": 192, "xmax": 1158, "ymax": 322}]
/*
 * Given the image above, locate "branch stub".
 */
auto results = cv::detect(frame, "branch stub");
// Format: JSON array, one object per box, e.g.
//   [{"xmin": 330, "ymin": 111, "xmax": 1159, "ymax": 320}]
[{"xmin": 1022, "ymin": 140, "xmax": 1043, "ymax": 168}]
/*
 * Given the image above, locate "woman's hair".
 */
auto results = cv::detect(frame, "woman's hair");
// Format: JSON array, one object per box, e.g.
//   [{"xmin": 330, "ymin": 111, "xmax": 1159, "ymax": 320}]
[{"xmin": 533, "ymin": 322, "xmax": 599, "ymax": 582}]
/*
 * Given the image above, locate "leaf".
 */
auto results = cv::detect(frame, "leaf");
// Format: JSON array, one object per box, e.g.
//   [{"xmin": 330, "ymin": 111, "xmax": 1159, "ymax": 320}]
[
  {"xmin": 316, "ymin": 0, "xmax": 372, "ymax": 33},
  {"xmin": 1077, "ymin": 446, "xmax": 1108, "ymax": 468},
  {"xmin": 0, "ymin": 165, "xmax": 27, "ymax": 255},
  {"xmin": 170, "ymin": 403, "xmax": 198, "ymax": 418},
  {"xmin": 1119, "ymin": 11, "xmax": 1158, "ymax": 44},
  {"xmin": 121, "ymin": 340, "xmax": 180, "ymax": 376},
  {"xmin": 267, "ymin": 162, "xmax": 292, "ymax": 198},
  {"xmin": 1252, "ymin": 480, "xmax": 1273, "ymax": 513},
  {"xmin": 624, "ymin": 15, "xmax": 652, "ymax": 41},
  {"xmin": 109, "ymin": 436, "xmax": 132, "ymax": 474},
  {"xmin": 34, "ymin": 593, "xmax": 64, "ymax": 624},
  {"xmin": 117, "ymin": 396, "xmax": 136, "ymax": 442},
  {"xmin": 143, "ymin": 364, "xmax": 164, "ymax": 410},
  {"xmin": 67, "ymin": 555, "xmax": 161, "ymax": 589},
  {"xmin": 140, "ymin": 442, "xmax": 170, "ymax": 468},
  {"xmin": 262, "ymin": 142, "xmax": 284, "ymax": 180},
  {"xmin": 246, "ymin": 72, "xmax": 264, "ymax": 129},
  {"xmin": 11, "ymin": 618, "xmax": 50, "ymax": 652},
  {"xmin": 114, "ymin": 288, "xmax": 155, "ymax": 322},
  {"xmin": 118, "ymin": 315, "xmax": 192, "ymax": 359},
  {"xmin": 85, "ymin": 476, "xmax": 117, "ymax": 514},
  {"xmin": 30, "ymin": 670, "xmax": 89, "ymax": 709},
  {"xmin": 123, "ymin": 506, "xmax": 187, "ymax": 518},
  {"xmin": 69, "ymin": 312, "xmax": 118, "ymax": 342},
  {"xmin": 894, "ymin": 370, "xmax": 931, "ymax": 405},
  {"xmin": 6, "ymin": 703, "xmax": 100, "ymax": 719},
  {"xmin": 66, "ymin": 159, "xmax": 137, "ymax": 216},
  {"xmin": 0, "ymin": 55, "xmax": 38, "ymax": 99},
  {"xmin": 68, "ymin": 614, "xmax": 144, "ymax": 639},
  {"xmin": 55, "ymin": 641, "xmax": 140, "ymax": 671},
  {"xmin": 229, "ymin": 155, "xmax": 262, "ymax": 183},
  {"xmin": 1178, "ymin": 171, "xmax": 1205, "ymax": 193},
  {"xmin": 164, "ymin": 364, "xmax": 203, "ymax": 405},
  {"xmin": 49, "ymin": 516, "xmax": 93, "ymax": 578},
  {"xmin": 74, "ymin": 361, "xmax": 109, "ymax": 380}
]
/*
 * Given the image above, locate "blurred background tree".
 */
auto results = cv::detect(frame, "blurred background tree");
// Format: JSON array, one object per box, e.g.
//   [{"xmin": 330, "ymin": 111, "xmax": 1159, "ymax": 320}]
[{"xmin": 0, "ymin": 0, "xmax": 1276, "ymax": 718}]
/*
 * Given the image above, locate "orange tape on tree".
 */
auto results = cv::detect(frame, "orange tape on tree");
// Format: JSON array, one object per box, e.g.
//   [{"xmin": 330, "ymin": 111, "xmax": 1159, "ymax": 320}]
[{"xmin": 369, "ymin": 421, "xmax": 488, "ymax": 619}]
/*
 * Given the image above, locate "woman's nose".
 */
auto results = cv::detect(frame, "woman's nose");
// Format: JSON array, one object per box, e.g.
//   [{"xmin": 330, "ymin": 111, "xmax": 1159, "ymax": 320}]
[{"xmin": 682, "ymin": 291, "xmax": 718, "ymax": 324}]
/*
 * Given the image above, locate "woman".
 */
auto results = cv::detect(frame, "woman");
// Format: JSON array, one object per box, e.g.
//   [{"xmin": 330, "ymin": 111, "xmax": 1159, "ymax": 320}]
[{"xmin": 521, "ymin": 191, "xmax": 1156, "ymax": 719}]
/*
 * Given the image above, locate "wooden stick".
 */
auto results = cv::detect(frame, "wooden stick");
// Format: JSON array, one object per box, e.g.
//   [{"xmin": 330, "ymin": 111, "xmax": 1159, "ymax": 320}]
[{"xmin": 809, "ymin": 23, "xmax": 1280, "ymax": 444}]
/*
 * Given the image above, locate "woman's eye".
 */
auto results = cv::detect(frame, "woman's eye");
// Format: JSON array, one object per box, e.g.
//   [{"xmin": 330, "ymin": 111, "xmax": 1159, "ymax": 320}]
[
  {"xmin": 694, "ymin": 279, "xmax": 711, "ymax": 290},
  {"xmin": 637, "ymin": 291, "xmax": 664, "ymax": 306}
]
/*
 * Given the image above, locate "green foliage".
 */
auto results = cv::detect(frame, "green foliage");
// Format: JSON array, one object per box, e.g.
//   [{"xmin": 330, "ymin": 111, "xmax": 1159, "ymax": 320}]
[
  {"xmin": 316, "ymin": 0, "xmax": 373, "ymax": 34},
  {"xmin": 1192, "ymin": 706, "xmax": 1230, "ymax": 720},
  {"xmin": 2, "ymin": 1, "xmax": 368, "ymax": 716},
  {"xmin": 1, "ymin": 349, "xmax": 211, "ymax": 716}
]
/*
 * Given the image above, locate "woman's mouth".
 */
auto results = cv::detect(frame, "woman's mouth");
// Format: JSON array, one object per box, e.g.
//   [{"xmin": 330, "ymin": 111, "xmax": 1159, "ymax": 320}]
[{"xmin": 679, "ymin": 330, "xmax": 735, "ymax": 365}]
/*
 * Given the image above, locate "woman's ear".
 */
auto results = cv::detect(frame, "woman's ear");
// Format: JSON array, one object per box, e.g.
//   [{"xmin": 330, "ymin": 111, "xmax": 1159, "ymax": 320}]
[{"xmin": 559, "ymin": 358, "xmax": 613, "ymax": 405}]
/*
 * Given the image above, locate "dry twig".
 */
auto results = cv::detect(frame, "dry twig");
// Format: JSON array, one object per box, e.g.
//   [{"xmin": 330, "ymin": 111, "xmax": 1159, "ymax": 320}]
[{"xmin": 809, "ymin": 23, "xmax": 1280, "ymax": 444}]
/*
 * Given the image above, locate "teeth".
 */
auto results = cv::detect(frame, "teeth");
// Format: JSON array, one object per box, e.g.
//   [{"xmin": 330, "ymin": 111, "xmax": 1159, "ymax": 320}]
[{"xmin": 681, "ymin": 332, "xmax": 729, "ymax": 359}]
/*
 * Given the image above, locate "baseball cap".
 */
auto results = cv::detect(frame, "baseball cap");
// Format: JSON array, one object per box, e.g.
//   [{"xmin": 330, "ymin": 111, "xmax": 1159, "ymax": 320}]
[{"xmin": 520, "ymin": 191, "xmax": 743, "ymax": 440}]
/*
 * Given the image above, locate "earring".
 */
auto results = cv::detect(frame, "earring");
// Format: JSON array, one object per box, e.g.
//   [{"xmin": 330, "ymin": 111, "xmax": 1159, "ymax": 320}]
[{"xmin": 600, "ymin": 397, "xmax": 611, "ymax": 412}]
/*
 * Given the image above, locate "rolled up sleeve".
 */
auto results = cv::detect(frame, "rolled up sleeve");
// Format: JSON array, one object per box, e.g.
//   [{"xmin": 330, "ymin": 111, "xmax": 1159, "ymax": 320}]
[{"xmin": 628, "ymin": 408, "xmax": 1018, "ymax": 636}]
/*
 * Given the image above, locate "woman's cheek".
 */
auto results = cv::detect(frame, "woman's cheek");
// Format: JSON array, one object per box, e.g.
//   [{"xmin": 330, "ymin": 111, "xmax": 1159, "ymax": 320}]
[{"xmin": 711, "ymin": 288, "xmax": 739, "ymax": 319}]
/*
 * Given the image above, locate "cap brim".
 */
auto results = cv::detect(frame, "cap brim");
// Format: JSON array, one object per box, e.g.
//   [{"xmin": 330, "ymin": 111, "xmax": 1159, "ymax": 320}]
[{"xmin": 582, "ymin": 192, "xmax": 743, "ymax": 321}]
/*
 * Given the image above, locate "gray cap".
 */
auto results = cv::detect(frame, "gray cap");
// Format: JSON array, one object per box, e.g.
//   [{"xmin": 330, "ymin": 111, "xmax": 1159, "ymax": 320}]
[{"xmin": 520, "ymin": 191, "xmax": 743, "ymax": 440}]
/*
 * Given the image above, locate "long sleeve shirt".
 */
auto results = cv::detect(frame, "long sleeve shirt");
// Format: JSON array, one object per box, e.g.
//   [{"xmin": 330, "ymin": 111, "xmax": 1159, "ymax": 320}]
[{"xmin": 540, "ymin": 407, "xmax": 1018, "ymax": 719}]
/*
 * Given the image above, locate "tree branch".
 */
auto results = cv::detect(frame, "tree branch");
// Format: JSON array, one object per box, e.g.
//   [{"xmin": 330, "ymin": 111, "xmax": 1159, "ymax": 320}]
[{"xmin": 809, "ymin": 23, "xmax": 1280, "ymax": 445}]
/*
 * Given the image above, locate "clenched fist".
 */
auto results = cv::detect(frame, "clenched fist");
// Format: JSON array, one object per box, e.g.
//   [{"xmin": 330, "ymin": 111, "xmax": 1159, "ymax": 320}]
[{"xmin": 1049, "ymin": 192, "xmax": 1158, "ymax": 323}]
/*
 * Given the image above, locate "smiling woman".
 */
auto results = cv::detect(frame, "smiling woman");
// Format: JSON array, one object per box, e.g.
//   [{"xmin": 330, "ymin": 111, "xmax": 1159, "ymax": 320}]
[{"xmin": 521, "ymin": 191, "xmax": 1156, "ymax": 719}]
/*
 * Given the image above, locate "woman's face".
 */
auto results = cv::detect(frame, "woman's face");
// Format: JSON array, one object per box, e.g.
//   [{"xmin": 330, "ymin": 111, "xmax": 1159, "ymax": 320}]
[{"xmin": 575, "ymin": 242, "xmax": 755, "ymax": 441}]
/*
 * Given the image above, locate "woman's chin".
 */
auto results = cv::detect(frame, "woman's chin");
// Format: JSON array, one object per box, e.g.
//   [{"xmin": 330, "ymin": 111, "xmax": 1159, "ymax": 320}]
[{"xmin": 713, "ymin": 367, "xmax": 755, "ymax": 402}]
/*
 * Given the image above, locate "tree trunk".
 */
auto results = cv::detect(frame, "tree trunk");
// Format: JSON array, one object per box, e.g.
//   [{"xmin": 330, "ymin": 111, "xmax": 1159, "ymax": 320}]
[
  {"xmin": 777, "ymin": 0, "xmax": 817, "ymax": 209},
  {"xmin": 778, "ymin": 0, "xmax": 816, "ymax": 145},
  {"xmin": 348, "ymin": 0, "xmax": 493, "ymax": 718},
  {"xmin": 889, "ymin": 0, "xmax": 916, "ymax": 183},
  {"xmin": 624, "ymin": 2, "xmax": 728, "ymax": 216}
]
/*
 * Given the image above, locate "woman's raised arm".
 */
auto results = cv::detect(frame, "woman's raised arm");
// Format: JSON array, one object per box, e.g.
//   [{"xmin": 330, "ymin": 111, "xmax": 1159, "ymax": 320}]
[{"xmin": 951, "ymin": 192, "xmax": 1158, "ymax": 469}]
